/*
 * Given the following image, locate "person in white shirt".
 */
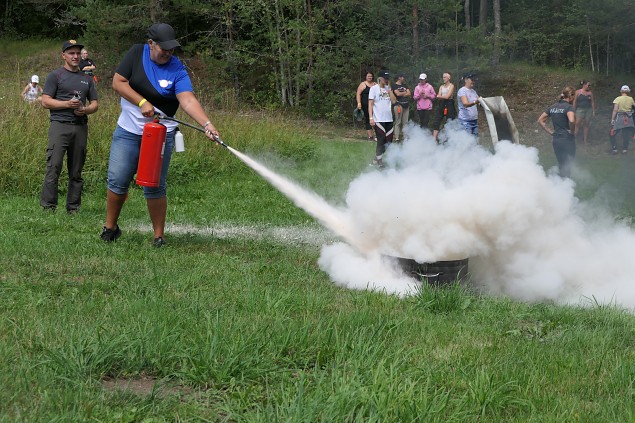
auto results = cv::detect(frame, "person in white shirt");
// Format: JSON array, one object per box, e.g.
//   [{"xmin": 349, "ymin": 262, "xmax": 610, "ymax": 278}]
[
  {"xmin": 368, "ymin": 70, "xmax": 396, "ymax": 167},
  {"xmin": 22, "ymin": 75, "xmax": 42, "ymax": 103}
]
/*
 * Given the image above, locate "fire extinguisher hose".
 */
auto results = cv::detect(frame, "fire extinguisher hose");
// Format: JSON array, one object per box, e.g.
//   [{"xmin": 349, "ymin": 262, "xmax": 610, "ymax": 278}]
[{"xmin": 154, "ymin": 114, "xmax": 229, "ymax": 148}]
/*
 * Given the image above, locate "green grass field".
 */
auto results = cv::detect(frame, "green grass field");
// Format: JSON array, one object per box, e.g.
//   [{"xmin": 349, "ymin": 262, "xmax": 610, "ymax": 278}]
[{"xmin": 1, "ymin": 41, "xmax": 634, "ymax": 422}]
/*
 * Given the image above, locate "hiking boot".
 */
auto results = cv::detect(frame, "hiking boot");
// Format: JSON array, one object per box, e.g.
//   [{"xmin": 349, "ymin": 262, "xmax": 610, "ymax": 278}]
[
  {"xmin": 153, "ymin": 237, "xmax": 166, "ymax": 248},
  {"xmin": 101, "ymin": 225, "xmax": 122, "ymax": 242}
]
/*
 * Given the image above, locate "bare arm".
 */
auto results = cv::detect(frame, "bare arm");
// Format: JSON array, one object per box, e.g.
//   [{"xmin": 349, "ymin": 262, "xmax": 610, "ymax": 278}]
[
  {"xmin": 443, "ymin": 84, "xmax": 455, "ymax": 99},
  {"xmin": 368, "ymin": 98, "xmax": 375, "ymax": 126},
  {"xmin": 567, "ymin": 110, "xmax": 575, "ymax": 133},
  {"xmin": 572, "ymin": 91, "xmax": 578, "ymax": 109},
  {"xmin": 537, "ymin": 112, "xmax": 553, "ymax": 135},
  {"xmin": 176, "ymin": 91, "xmax": 220, "ymax": 140},
  {"xmin": 388, "ymin": 87, "xmax": 397, "ymax": 105},
  {"xmin": 41, "ymin": 94, "xmax": 83, "ymax": 111},
  {"xmin": 112, "ymin": 73, "xmax": 148, "ymax": 113},
  {"xmin": 21, "ymin": 84, "xmax": 29, "ymax": 97},
  {"xmin": 356, "ymin": 82, "xmax": 365, "ymax": 108},
  {"xmin": 590, "ymin": 92, "xmax": 595, "ymax": 115},
  {"xmin": 611, "ymin": 103, "xmax": 618, "ymax": 123}
]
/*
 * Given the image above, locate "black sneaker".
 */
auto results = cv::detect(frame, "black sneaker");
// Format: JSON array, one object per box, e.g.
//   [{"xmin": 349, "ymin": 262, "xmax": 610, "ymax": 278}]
[
  {"xmin": 101, "ymin": 225, "xmax": 122, "ymax": 242},
  {"xmin": 153, "ymin": 237, "xmax": 166, "ymax": 248},
  {"xmin": 42, "ymin": 205, "xmax": 56, "ymax": 212},
  {"xmin": 67, "ymin": 208, "xmax": 79, "ymax": 215}
]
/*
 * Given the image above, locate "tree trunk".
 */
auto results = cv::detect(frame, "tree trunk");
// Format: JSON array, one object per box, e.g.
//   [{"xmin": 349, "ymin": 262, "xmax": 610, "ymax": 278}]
[
  {"xmin": 606, "ymin": 33, "xmax": 610, "ymax": 76},
  {"xmin": 492, "ymin": 0, "xmax": 500, "ymax": 64},
  {"xmin": 273, "ymin": 0, "xmax": 287, "ymax": 106},
  {"xmin": 479, "ymin": 0, "xmax": 488, "ymax": 35},
  {"xmin": 149, "ymin": 0, "xmax": 163, "ymax": 23},
  {"xmin": 586, "ymin": 15, "xmax": 594, "ymax": 72},
  {"xmin": 412, "ymin": 3, "xmax": 419, "ymax": 57},
  {"xmin": 305, "ymin": 0, "xmax": 314, "ymax": 109},
  {"xmin": 464, "ymin": 0, "xmax": 470, "ymax": 29}
]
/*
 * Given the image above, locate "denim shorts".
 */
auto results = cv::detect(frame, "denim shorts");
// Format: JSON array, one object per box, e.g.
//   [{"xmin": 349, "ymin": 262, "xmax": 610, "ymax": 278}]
[
  {"xmin": 107, "ymin": 125, "xmax": 175, "ymax": 199},
  {"xmin": 459, "ymin": 119, "xmax": 479, "ymax": 135}
]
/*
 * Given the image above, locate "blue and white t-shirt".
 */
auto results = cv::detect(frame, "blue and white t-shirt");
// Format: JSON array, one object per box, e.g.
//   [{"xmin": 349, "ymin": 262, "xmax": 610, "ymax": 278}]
[{"xmin": 115, "ymin": 44, "xmax": 193, "ymax": 134}]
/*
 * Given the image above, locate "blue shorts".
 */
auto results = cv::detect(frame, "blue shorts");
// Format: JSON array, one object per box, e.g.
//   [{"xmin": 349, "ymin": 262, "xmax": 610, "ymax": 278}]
[
  {"xmin": 107, "ymin": 125, "xmax": 175, "ymax": 199},
  {"xmin": 459, "ymin": 119, "xmax": 479, "ymax": 135}
]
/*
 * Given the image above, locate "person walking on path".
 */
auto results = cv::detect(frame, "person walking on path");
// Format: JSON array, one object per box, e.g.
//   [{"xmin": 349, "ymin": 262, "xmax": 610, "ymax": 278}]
[
  {"xmin": 413, "ymin": 73, "xmax": 436, "ymax": 130},
  {"xmin": 368, "ymin": 70, "xmax": 396, "ymax": 167},
  {"xmin": 610, "ymin": 85, "xmax": 635, "ymax": 154},
  {"xmin": 22, "ymin": 75, "xmax": 43, "ymax": 103},
  {"xmin": 573, "ymin": 81, "xmax": 595, "ymax": 145},
  {"xmin": 40, "ymin": 40, "xmax": 99, "ymax": 213},
  {"xmin": 356, "ymin": 71, "xmax": 376, "ymax": 141},
  {"xmin": 432, "ymin": 72, "xmax": 456, "ymax": 143},
  {"xmin": 537, "ymin": 86, "xmax": 576, "ymax": 178},
  {"xmin": 457, "ymin": 73, "xmax": 481, "ymax": 136},
  {"xmin": 392, "ymin": 72, "xmax": 411, "ymax": 142},
  {"xmin": 101, "ymin": 23, "xmax": 221, "ymax": 247}
]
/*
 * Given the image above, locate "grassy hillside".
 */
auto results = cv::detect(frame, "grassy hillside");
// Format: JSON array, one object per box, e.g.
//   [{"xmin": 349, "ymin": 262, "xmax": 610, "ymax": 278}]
[{"xmin": 1, "ymin": 40, "xmax": 634, "ymax": 422}]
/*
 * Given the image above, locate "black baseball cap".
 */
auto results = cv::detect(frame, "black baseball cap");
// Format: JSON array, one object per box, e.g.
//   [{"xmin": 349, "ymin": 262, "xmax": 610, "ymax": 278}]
[
  {"xmin": 148, "ymin": 23, "xmax": 181, "ymax": 50},
  {"xmin": 378, "ymin": 70, "xmax": 390, "ymax": 79},
  {"xmin": 62, "ymin": 40, "xmax": 84, "ymax": 52}
]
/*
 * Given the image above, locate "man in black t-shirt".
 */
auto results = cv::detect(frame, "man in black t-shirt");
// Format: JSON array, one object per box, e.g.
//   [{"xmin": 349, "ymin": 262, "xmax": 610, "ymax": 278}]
[
  {"xmin": 392, "ymin": 73, "xmax": 411, "ymax": 142},
  {"xmin": 40, "ymin": 40, "xmax": 98, "ymax": 213},
  {"xmin": 79, "ymin": 48, "xmax": 96, "ymax": 77}
]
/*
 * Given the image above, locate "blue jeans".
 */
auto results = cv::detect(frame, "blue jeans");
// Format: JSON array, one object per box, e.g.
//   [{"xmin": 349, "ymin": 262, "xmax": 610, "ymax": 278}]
[
  {"xmin": 459, "ymin": 119, "xmax": 479, "ymax": 135},
  {"xmin": 107, "ymin": 125, "xmax": 175, "ymax": 199}
]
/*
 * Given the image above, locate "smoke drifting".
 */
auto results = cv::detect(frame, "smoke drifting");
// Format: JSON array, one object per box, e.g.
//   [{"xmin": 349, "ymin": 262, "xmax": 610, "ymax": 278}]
[{"xmin": 234, "ymin": 125, "xmax": 635, "ymax": 310}]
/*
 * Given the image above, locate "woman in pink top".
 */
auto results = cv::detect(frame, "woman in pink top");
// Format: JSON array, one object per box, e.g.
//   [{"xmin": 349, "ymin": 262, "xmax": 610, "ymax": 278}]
[{"xmin": 413, "ymin": 73, "xmax": 436, "ymax": 129}]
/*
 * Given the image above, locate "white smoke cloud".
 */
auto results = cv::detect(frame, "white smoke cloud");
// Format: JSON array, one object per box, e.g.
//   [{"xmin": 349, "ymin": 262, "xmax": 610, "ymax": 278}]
[{"xmin": 316, "ymin": 124, "xmax": 635, "ymax": 309}]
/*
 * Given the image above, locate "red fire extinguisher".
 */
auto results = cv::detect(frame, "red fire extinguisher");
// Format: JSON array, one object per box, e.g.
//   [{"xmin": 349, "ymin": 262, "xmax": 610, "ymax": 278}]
[{"xmin": 136, "ymin": 120, "xmax": 167, "ymax": 187}]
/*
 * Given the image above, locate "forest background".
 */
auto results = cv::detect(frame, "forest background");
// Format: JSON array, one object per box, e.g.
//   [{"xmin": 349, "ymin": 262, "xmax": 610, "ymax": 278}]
[{"xmin": 3, "ymin": 0, "xmax": 634, "ymax": 121}]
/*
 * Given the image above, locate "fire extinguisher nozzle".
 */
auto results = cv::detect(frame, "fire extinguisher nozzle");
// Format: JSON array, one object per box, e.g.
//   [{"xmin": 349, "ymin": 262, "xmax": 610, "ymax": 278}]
[{"xmin": 214, "ymin": 135, "xmax": 229, "ymax": 148}]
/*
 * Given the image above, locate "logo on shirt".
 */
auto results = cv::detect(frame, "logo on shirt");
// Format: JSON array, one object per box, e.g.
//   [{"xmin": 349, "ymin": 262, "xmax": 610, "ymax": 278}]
[{"xmin": 158, "ymin": 80, "xmax": 173, "ymax": 88}]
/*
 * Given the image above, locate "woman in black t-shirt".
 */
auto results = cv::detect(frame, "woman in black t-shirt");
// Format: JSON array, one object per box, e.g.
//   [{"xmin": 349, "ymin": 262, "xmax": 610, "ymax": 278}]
[{"xmin": 537, "ymin": 86, "xmax": 576, "ymax": 178}]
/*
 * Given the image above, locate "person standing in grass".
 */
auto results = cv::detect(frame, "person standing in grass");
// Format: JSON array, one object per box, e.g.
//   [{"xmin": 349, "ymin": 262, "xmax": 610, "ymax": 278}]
[
  {"xmin": 573, "ymin": 81, "xmax": 595, "ymax": 145},
  {"xmin": 432, "ymin": 72, "xmax": 456, "ymax": 143},
  {"xmin": 392, "ymin": 72, "xmax": 411, "ymax": 142},
  {"xmin": 22, "ymin": 75, "xmax": 42, "ymax": 103},
  {"xmin": 101, "ymin": 23, "xmax": 221, "ymax": 247},
  {"xmin": 79, "ymin": 48, "xmax": 97, "ymax": 81},
  {"xmin": 356, "ymin": 71, "xmax": 376, "ymax": 141},
  {"xmin": 537, "ymin": 86, "xmax": 576, "ymax": 178},
  {"xmin": 413, "ymin": 73, "xmax": 436, "ymax": 130},
  {"xmin": 610, "ymin": 85, "xmax": 635, "ymax": 154},
  {"xmin": 40, "ymin": 40, "xmax": 98, "ymax": 213},
  {"xmin": 368, "ymin": 70, "xmax": 396, "ymax": 167},
  {"xmin": 457, "ymin": 73, "xmax": 481, "ymax": 137}
]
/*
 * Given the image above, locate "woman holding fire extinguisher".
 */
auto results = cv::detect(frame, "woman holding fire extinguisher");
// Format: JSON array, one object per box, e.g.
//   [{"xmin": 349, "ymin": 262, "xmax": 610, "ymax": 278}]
[{"xmin": 101, "ymin": 23, "xmax": 221, "ymax": 247}]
